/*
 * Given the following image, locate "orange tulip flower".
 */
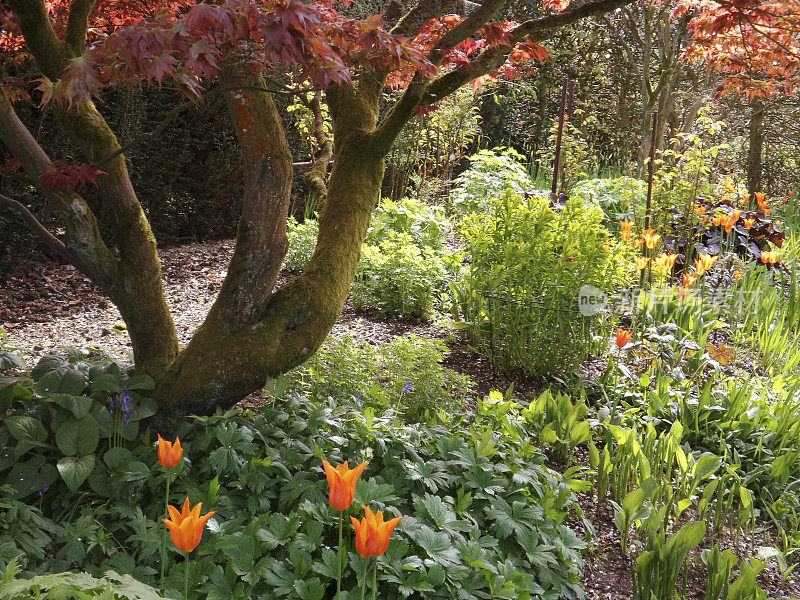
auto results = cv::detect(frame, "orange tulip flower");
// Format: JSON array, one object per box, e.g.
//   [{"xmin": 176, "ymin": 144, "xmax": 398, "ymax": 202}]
[
  {"xmin": 764, "ymin": 208, "xmax": 772, "ymax": 216},
  {"xmin": 641, "ymin": 229, "xmax": 661, "ymax": 250},
  {"xmin": 743, "ymin": 218, "xmax": 755, "ymax": 229},
  {"xmin": 693, "ymin": 205, "xmax": 707, "ymax": 216},
  {"xmin": 761, "ymin": 251, "xmax": 779, "ymax": 264},
  {"xmin": 322, "ymin": 459, "xmax": 368, "ymax": 511},
  {"xmin": 158, "ymin": 435, "xmax": 183, "ymax": 469},
  {"xmin": 712, "ymin": 213, "xmax": 725, "ymax": 227},
  {"xmin": 776, "ymin": 220, "xmax": 782, "ymax": 227},
  {"xmin": 351, "ymin": 506, "xmax": 402, "ymax": 558},
  {"xmin": 620, "ymin": 220, "xmax": 634, "ymax": 241},
  {"xmin": 663, "ymin": 253, "xmax": 679, "ymax": 270},
  {"xmin": 755, "ymin": 192, "xmax": 766, "ymax": 204},
  {"xmin": 694, "ymin": 253, "xmax": 717, "ymax": 277},
  {"xmin": 732, "ymin": 270, "xmax": 743, "ymax": 280},
  {"xmin": 162, "ymin": 498, "xmax": 216, "ymax": 554},
  {"xmin": 615, "ymin": 328, "xmax": 633, "ymax": 349},
  {"xmin": 789, "ymin": 190, "xmax": 794, "ymax": 198},
  {"xmin": 724, "ymin": 180, "xmax": 735, "ymax": 193},
  {"xmin": 635, "ymin": 256, "xmax": 650, "ymax": 270},
  {"xmin": 682, "ymin": 273, "xmax": 697, "ymax": 288}
]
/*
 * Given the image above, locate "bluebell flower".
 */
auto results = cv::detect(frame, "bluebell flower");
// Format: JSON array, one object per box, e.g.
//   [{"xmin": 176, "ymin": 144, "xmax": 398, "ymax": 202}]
[
  {"xmin": 122, "ymin": 391, "xmax": 132, "ymax": 426},
  {"xmin": 37, "ymin": 486, "xmax": 50, "ymax": 497},
  {"xmin": 355, "ymin": 392, "xmax": 362, "ymax": 403},
  {"xmin": 402, "ymin": 381, "xmax": 414, "ymax": 394}
]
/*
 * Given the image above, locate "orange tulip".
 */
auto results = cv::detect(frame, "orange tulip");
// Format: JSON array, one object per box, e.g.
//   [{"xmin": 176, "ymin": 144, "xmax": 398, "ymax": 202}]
[
  {"xmin": 682, "ymin": 273, "xmax": 697, "ymax": 288},
  {"xmin": 732, "ymin": 270, "xmax": 743, "ymax": 280},
  {"xmin": 789, "ymin": 190, "xmax": 794, "ymax": 198},
  {"xmin": 158, "ymin": 435, "xmax": 183, "ymax": 469},
  {"xmin": 755, "ymin": 192, "xmax": 766, "ymax": 204},
  {"xmin": 322, "ymin": 459, "xmax": 367, "ymax": 511},
  {"xmin": 761, "ymin": 251, "xmax": 779, "ymax": 264},
  {"xmin": 620, "ymin": 220, "xmax": 634, "ymax": 241},
  {"xmin": 634, "ymin": 237, "xmax": 644, "ymax": 248},
  {"xmin": 694, "ymin": 253, "xmax": 718, "ymax": 277},
  {"xmin": 615, "ymin": 328, "xmax": 633, "ymax": 349},
  {"xmin": 162, "ymin": 498, "xmax": 216, "ymax": 554},
  {"xmin": 635, "ymin": 256, "xmax": 650, "ymax": 270},
  {"xmin": 350, "ymin": 506, "xmax": 402, "ymax": 558},
  {"xmin": 712, "ymin": 213, "xmax": 725, "ymax": 227},
  {"xmin": 724, "ymin": 180, "xmax": 735, "ymax": 193},
  {"xmin": 764, "ymin": 208, "xmax": 772, "ymax": 216},
  {"xmin": 693, "ymin": 205, "xmax": 707, "ymax": 216},
  {"xmin": 663, "ymin": 253, "xmax": 679, "ymax": 270},
  {"xmin": 642, "ymin": 229, "xmax": 661, "ymax": 250},
  {"xmin": 776, "ymin": 220, "xmax": 782, "ymax": 227},
  {"xmin": 743, "ymin": 218, "xmax": 755, "ymax": 229}
]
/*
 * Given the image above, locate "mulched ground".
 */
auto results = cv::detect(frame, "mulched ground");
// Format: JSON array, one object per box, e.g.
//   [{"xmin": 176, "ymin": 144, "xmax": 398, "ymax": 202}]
[{"xmin": 2, "ymin": 240, "xmax": 800, "ymax": 599}]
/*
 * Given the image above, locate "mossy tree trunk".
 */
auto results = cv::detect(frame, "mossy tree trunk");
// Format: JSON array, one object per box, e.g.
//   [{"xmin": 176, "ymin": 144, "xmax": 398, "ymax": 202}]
[{"xmin": 2, "ymin": 0, "xmax": 635, "ymax": 428}]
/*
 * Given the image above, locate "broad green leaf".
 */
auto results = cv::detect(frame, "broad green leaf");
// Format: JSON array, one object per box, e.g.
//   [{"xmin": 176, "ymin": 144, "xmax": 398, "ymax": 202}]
[
  {"xmin": 56, "ymin": 415, "xmax": 99, "ymax": 456},
  {"xmin": 57, "ymin": 455, "xmax": 95, "ymax": 491},
  {"xmin": 5, "ymin": 415, "xmax": 47, "ymax": 444}
]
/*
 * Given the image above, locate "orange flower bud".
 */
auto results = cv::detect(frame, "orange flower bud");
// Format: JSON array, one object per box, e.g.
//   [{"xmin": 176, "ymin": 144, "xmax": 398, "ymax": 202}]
[
  {"xmin": 732, "ymin": 270, "xmax": 743, "ymax": 280},
  {"xmin": 322, "ymin": 459, "xmax": 368, "ymax": 511},
  {"xmin": 158, "ymin": 435, "xmax": 183, "ymax": 469},
  {"xmin": 350, "ymin": 507, "xmax": 402, "ymax": 558},
  {"xmin": 162, "ymin": 498, "xmax": 215, "ymax": 554}
]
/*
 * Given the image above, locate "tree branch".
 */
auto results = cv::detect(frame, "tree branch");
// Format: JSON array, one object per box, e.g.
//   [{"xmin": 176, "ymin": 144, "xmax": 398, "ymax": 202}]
[
  {"xmin": 392, "ymin": 0, "xmax": 458, "ymax": 37},
  {"xmin": 0, "ymin": 192, "xmax": 95, "ymax": 277},
  {"xmin": 65, "ymin": 0, "xmax": 97, "ymax": 54}
]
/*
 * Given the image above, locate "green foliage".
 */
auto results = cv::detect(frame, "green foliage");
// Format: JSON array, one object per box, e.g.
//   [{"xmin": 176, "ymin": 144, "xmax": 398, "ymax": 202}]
[
  {"xmin": 287, "ymin": 335, "xmax": 473, "ymax": 423},
  {"xmin": 285, "ymin": 198, "xmax": 457, "ymax": 320},
  {"xmin": 571, "ymin": 176, "xmax": 647, "ymax": 229},
  {"xmin": 537, "ymin": 114, "xmax": 597, "ymax": 190},
  {"xmin": 6, "ymin": 376, "xmax": 588, "ymax": 600},
  {"xmin": 385, "ymin": 88, "xmax": 480, "ymax": 203},
  {"xmin": 0, "ymin": 560, "xmax": 166, "ymax": 600},
  {"xmin": 453, "ymin": 192, "xmax": 622, "ymax": 376},
  {"xmin": 449, "ymin": 148, "xmax": 538, "ymax": 215},
  {"xmin": 0, "ymin": 352, "xmax": 156, "ymax": 499}
]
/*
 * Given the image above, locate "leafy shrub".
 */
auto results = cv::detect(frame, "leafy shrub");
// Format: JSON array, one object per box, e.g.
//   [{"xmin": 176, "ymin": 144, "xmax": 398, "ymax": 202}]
[
  {"xmin": 283, "ymin": 216, "xmax": 319, "ymax": 273},
  {"xmin": 0, "ymin": 560, "xmax": 166, "ymax": 600},
  {"xmin": 3, "ymin": 359, "xmax": 589, "ymax": 600},
  {"xmin": 571, "ymin": 177, "xmax": 647, "ymax": 229},
  {"xmin": 449, "ymin": 147, "xmax": 537, "ymax": 215},
  {"xmin": 452, "ymin": 192, "xmax": 622, "ymax": 376},
  {"xmin": 285, "ymin": 198, "xmax": 457, "ymax": 320},
  {"xmin": 0, "ymin": 351, "xmax": 156, "ymax": 499},
  {"xmin": 288, "ymin": 334, "xmax": 473, "ymax": 423}
]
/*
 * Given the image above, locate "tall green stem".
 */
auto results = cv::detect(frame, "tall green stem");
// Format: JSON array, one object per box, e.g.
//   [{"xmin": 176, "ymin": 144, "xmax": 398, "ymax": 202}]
[
  {"xmin": 160, "ymin": 472, "xmax": 171, "ymax": 592},
  {"xmin": 372, "ymin": 557, "xmax": 377, "ymax": 600},
  {"xmin": 361, "ymin": 557, "xmax": 368, "ymax": 600},
  {"xmin": 336, "ymin": 511, "xmax": 343, "ymax": 599},
  {"xmin": 184, "ymin": 555, "xmax": 190, "ymax": 600}
]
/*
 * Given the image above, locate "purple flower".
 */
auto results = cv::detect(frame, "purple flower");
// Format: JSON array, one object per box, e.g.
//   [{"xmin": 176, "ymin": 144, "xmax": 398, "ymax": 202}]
[
  {"xmin": 355, "ymin": 392, "xmax": 362, "ymax": 403},
  {"xmin": 122, "ymin": 391, "xmax": 132, "ymax": 426},
  {"xmin": 37, "ymin": 486, "xmax": 50, "ymax": 496},
  {"xmin": 402, "ymin": 381, "xmax": 414, "ymax": 394}
]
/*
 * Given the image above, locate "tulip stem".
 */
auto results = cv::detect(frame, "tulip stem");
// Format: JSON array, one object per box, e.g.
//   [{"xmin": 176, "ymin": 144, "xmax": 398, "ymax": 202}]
[
  {"xmin": 160, "ymin": 472, "xmax": 171, "ymax": 593},
  {"xmin": 372, "ymin": 557, "xmax": 377, "ymax": 600},
  {"xmin": 336, "ymin": 511, "xmax": 343, "ymax": 600},
  {"xmin": 184, "ymin": 555, "xmax": 190, "ymax": 600},
  {"xmin": 361, "ymin": 557, "xmax": 368, "ymax": 600}
]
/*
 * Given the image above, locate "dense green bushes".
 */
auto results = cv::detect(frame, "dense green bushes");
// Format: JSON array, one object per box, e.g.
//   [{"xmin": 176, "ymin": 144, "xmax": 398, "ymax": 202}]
[
  {"xmin": 287, "ymin": 335, "xmax": 473, "ymax": 423},
  {"xmin": 285, "ymin": 198, "xmax": 456, "ymax": 321},
  {"xmin": 1, "ymin": 353, "xmax": 588, "ymax": 600},
  {"xmin": 453, "ymin": 191, "xmax": 621, "ymax": 376}
]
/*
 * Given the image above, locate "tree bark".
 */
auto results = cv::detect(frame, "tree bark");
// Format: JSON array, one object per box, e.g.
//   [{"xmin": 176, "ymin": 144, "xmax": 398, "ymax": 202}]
[{"xmin": 747, "ymin": 96, "xmax": 765, "ymax": 194}]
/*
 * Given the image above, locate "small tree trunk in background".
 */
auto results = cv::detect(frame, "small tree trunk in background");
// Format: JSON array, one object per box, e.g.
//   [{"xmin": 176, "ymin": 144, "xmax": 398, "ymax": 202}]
[{"xmin": 747, "ymin": 96, "xmax": 765, "ymax": 193}]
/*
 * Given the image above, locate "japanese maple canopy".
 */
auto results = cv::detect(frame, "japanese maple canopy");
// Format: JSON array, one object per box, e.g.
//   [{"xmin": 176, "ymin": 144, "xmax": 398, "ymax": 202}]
[{"xmin": 1, "ymin": 0, "xmax": 798, "ymax": 107}]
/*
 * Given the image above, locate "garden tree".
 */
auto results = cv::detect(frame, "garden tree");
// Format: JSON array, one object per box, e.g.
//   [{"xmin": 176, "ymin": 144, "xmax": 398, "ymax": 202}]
[
  {"xmin": 0, "ymin": 0, "xmax": 798, "ymax": 424},
  {"xmin": 679, "ymin": 0, "xmax": 800, "ymax": 192}
]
